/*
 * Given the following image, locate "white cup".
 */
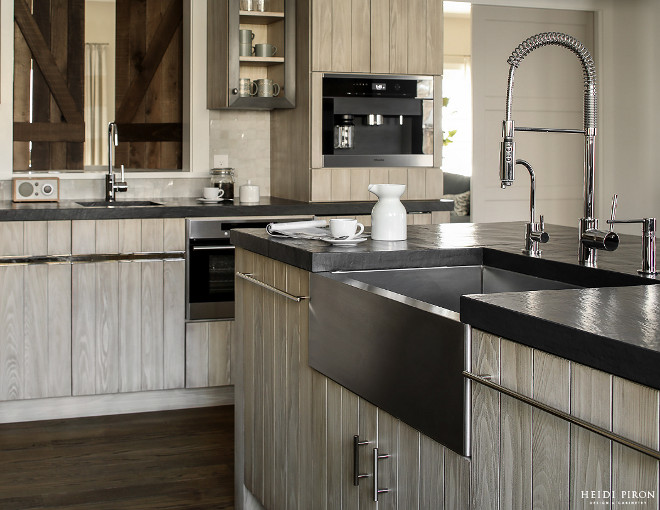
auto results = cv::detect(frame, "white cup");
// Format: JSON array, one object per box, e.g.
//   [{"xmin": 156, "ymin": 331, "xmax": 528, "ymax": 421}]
[
  {"xmin": 203, "ymin": 187, "xmax": 225, "ymax": 200},
  {"xmin": 330, "ymin": 218, "xmax": 364, "ymax": 239}
]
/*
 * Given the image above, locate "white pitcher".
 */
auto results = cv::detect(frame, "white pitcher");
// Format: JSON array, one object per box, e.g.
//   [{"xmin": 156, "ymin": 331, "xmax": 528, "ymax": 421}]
[{"xmin": 368, "ymin": 184, "xmax": 407, "ymax": 241}]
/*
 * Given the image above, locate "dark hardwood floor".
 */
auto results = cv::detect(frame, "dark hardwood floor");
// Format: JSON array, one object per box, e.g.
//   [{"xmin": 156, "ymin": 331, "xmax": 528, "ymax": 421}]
[{"xmin": 0, "ymin": 406, "xmax": 234, "ymax": 509}]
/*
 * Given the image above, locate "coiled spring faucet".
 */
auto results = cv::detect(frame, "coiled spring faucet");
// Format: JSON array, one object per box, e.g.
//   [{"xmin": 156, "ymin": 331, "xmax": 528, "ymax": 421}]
[{"xmin": 499, "ymin": 32, "xmax": 618, "ymax": 266}]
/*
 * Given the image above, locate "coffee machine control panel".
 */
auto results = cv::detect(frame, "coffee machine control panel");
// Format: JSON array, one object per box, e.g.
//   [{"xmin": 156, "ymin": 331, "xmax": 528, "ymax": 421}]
[{"xmin": 323, "ymin": 75, "xmax": 424, "ymax": 99}]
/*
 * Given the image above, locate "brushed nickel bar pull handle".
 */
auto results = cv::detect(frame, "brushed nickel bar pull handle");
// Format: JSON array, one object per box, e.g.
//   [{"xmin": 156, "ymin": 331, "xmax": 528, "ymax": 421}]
[
  {"xmin": 373, "ymin": 447, "xmax": 390, "ymax": 502},
  {"xmin": 464, "ymin": 371, "xmax": 660, "ymax": 461},
  {"xmin": 353, "ymin": 435, "xmax": 369, "ymax": 486},
  {"xmin": 236, "ymin": 271, "xmax": 309, "ymax": 302}
]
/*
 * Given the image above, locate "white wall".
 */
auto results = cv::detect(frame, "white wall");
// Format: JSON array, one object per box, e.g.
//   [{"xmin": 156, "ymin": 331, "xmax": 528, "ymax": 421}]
[{"xmin": 599, "ymin": 0, "xmax": 660, "ymax": 234}]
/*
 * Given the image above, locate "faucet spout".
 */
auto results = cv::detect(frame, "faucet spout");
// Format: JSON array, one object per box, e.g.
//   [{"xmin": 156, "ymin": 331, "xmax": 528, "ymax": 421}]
[
  {"xmin": 106, "ymin": 121, "xmax": 127, "ymax": 201},
  {"xmin": 516, "ymin": 159, "xmax": 549, "ymax": 256},
  {"xmin": 499, "ymin": 32, "xmax": 612, "ymax": 265}
]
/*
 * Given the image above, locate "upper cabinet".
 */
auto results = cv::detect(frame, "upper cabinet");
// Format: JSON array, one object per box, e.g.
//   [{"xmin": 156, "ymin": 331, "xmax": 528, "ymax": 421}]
[
  {"xmin": 311, "ymin": 0, "xmax": 443, "ymax": 75},
  {"xmin": 208, "ymin": 0, "xmax": 296, "ymax": 109}
]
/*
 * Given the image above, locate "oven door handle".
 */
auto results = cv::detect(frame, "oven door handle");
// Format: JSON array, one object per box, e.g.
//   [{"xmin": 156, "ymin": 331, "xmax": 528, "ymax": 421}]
[{"xmin": 191, "ymin": 245, "xmax": 235, "ymax": 251}]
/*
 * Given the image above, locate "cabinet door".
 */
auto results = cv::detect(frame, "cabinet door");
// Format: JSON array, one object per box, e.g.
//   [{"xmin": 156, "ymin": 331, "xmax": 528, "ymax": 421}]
[{"xmin": 185, "ymin": 320, "xmax": 232, "ymax": 388}]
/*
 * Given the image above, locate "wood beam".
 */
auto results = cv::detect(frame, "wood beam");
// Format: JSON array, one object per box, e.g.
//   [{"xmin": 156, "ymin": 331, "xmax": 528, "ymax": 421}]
[
  {"xmin": 14, "ymin": 122, "xmax": 85, "ymax": 142},
  {"xmin": 115, "ymin": 123, "xmax": 182, "ymax": 143},
  {"xmin": 14, "ymin": 0, "xmax": 84, "ymax": 124},
  {"xmin": 115, "ymin": 0, "xmax": 183, "ymax": 123}
]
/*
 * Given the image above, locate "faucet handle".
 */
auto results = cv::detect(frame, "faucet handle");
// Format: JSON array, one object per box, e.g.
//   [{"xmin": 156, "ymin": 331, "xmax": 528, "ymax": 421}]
[
  {"xmin": 609, "ymin": 193, "xmax": 618, "ymax": 231},
  {"xmin": 121, "ymin": 164, "xmax": 125, "ymax": 182},
  {"xmin": 540, "ymin": 214, "xmax": 544, "ymax": 231}
]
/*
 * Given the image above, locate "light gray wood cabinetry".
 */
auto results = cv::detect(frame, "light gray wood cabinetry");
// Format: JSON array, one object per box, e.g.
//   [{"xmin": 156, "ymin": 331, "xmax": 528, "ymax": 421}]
[
  {"xmin": 185, "ymin": 320, "xmax": 232, "ymax": 388},
  {"xmin": 237, "ymin": 248, "xmax": 469, "ymax": 509},
  {"xmin": 470, "ymin": 328, "xmax": 660, "ymax": 510},
  {"xmin": 0, "ymin": 221, "xmax": 72, "ymax": 401},
  {"xmin": 71, "ymin": 219, "xmax": 186, "ymax": 396},
  {"xmin": 311, "ymin": 0, "xmax": 443, "ymax": 75}
]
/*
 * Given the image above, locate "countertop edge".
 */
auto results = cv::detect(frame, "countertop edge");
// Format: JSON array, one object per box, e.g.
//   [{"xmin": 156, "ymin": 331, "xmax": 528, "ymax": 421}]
[{"xmin": 460, "ymin": 295, "xmax": 660, "ymax": 390}]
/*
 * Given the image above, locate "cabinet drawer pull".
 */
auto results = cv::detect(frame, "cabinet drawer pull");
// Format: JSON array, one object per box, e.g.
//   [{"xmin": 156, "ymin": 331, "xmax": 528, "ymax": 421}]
[
  {"xmin": 353, "ymin": 435, "xmax": 369, "ymax": 486},
  {"xmin": 464, "ymin": 371, "xmax": 660, "ymax": 461},
  {"xmin": 236, "ymin": 271, "xmax": 309, "ymax": 302},
  {"xmin": 373, "ymin": 447, "xmax": 391, "ymax": 502}
]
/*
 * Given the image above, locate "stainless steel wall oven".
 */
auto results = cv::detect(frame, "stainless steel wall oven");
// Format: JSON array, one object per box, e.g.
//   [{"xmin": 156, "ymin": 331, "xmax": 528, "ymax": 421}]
[{"xmin": 185, "ymin": 216, "xmax": 311, "ymax": 320}]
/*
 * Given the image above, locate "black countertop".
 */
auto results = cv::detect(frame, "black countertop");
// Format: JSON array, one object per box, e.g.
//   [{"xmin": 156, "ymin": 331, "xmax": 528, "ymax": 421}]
[
  {"xmin": 231, "ymin": 221, "xmax": 660, "ymax": 390},
  {"xmin": 0, "ymin": 197, "xmax": 453, "ymax": 221}
]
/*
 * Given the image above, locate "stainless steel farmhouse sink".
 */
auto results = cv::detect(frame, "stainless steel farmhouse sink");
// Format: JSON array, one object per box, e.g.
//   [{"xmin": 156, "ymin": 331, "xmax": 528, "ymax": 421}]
[
  {"xmin": 309, "ymin": 265, "xmax": 581, "ymax": 456},
  {"xmin": 76, "ymin": 200, "xmax": 163, "ymax": 207}
]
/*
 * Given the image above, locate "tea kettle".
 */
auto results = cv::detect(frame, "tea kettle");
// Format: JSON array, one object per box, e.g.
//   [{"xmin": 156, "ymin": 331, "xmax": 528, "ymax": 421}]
[{"xmin": 368, "ymin": 184, "xmax": 407, "ymax": 241}]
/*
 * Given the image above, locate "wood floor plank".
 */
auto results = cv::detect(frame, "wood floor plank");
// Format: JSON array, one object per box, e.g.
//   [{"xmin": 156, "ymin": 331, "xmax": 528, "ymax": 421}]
[{"xmin": 0, "ymin": 406, "xmax": 234, "ymax": 509}]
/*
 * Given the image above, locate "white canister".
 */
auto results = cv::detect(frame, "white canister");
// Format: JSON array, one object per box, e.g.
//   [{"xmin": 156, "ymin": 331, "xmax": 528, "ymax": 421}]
[
  {"xmin": 368, "ymin": 183, "xmax": 407, "ymax": 241},
  {"xmin": 239, "ymin": 181, "xmax": 260, "ymax": 203}
]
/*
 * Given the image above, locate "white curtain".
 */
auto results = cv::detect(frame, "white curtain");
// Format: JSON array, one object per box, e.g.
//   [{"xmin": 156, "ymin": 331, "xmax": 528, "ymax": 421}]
[{"xmin": 84, "ymin": 43, "xmax": 109, "ymax": 167}]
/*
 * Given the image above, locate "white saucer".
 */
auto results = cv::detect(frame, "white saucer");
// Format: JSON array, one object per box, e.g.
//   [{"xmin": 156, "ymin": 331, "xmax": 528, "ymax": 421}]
[
  {"xmin": 197, "ymin": 197, "xmax": 226, "ymax": 203},
  {"xmin": 323, "ymin": 236, "xmax": 368, "ymax": 246}
]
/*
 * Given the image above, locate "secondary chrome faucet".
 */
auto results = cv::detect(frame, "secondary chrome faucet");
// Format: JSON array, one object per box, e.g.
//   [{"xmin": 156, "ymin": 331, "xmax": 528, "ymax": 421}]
[
  {"xmin": 607, "ymin": 194, "xmax": 658, "ymax": 276},
  {"xmin": 516, "ymin": 159, "xmax": 548, "ymax": 256},
  {"xmin": 498, "ymin": 32, "xmax": 618, "ymax": 266},
  {"xmin": 106, "ymin": 122, "xmax": 128, "ymax": 201}
]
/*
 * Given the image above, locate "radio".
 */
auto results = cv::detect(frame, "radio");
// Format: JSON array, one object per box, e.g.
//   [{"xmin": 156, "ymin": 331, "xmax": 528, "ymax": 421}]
[{"xmin": 12, "ymin": 177, "xmax": 60, "ymax": 202}]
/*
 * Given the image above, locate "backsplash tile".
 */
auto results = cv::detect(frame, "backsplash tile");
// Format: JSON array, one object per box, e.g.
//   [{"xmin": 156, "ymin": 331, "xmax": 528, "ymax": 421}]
[{"xmin": 209, "ymin": 110, "xmax": 271, "ymax": 196}]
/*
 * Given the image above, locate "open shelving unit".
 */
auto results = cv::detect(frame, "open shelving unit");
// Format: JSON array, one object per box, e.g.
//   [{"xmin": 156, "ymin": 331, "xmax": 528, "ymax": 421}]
[{"xmin": 208, "ymin": 0, "xmax": 295, "ymax": 110}]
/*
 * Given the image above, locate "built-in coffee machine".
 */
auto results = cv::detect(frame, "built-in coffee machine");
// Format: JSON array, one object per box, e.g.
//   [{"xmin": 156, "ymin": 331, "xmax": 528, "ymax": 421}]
[{"xmin": 322, "ymin": 73, "xmax": 434, "ymax": 167}]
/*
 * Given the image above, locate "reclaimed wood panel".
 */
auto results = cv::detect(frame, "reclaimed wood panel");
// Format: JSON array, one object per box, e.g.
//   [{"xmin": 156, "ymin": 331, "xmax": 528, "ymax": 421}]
[
  {"xmin": 208, "ymin": 321, "xmax": 232, "ymax": 387},
  {"xmin": 185, "ymin": 322, "xmax": 209, "ymax": 388},
  {"xmin": 612, "ymin": 377, "xmax": 659, "ymax": 510},
  {"xmin": 420, "ymin": 433, "xmax": 445, "ymax": 510},
  {"xmin": 95, "ymin": 261, "xmax": 119, "ymax": 394},
  {"xmin": 72, "ymin": 263, "xmax": 96, "ymax": 395},
  {"xmin": 163, "ymin": 218, "xmax": 185, "ymax": 252},
  {"xmin": 141, "ymin": 218, "xmax": 164, "ymax": 252},
  {"xmin": 377, "ymin": 410, "xmax": 398, "ymax": 510},
  {"xmin": 118, "ymin": 219, "xmax": 142, "ymax": 253},
  {"xmin": 370, "ymin": 0, "xmax": 389, "ymax": 73},
  {"xmin": 570, "ymin": 363, "xmax": 612, "ymax": 510},
  {"xmin": 445, "ymin": 449, "xmax": 471, "ymax": 509},
  {"xmin": 47, "ymin": 220, "xmax": 72, "ymax": 255},
  {"xmin": 118, "ymin": 261, "xmax": 142, "ymax": 392},
  {"xmin": 272, "ymin": 262, "xmax": 288, "ymax": 509},
  {"xmin": 500, "ymin": 339, "xmax": 533, "ymax": 510},
  {"xmin": 326, "ymin": 378, "xmax": 343, "ymax": 510},
  {"xmin": 389, "ymin": 0, "xmax": 408, "ymax": 73},
  {"xmin": 23, "ymin": 221, "xmax": 48, "ymax": 256},
  {"xmin": 14, "ymin": 17, "xmax": 31, "ymax": 170},
  {"xmin": 0, "ymin": 222, "xmax": 24, "ymax": 257},
  {"xmin": 331, "ymin": 0, "xmax": 352, "ymax": 72},
  {"xmin": 311, "ymin": 0, "xmax": 332, "ymax": 71},
  {"xmin": 311, "ymin": 369, "xmax": 328, "ymax": 510},
  {"xmin": 285, "ymin": 262, "xmax": 302, "ymax": 510},
  {"xmin": 23, "ymin": 265, "xmax": 48, "ymax": 399},
  {"xmin": 398, "ymin": 421, "xmax": 421, "ymax": 509},
  {"xmin": 141, "ymin": 260, "xmax": 164, "ymax": 390},
  {"xmin": 71, "ymin": 220, "xmax": 96, "ymax": 254},
  {"xmin": 532, "ymin": 350, "xmax": 571, "ymax": 509},
  {"xmin": 471, "ymin": 329, "xmax": 500, "ymax": 510},
  {"xmin": 95, "ymin": 220, "xmax": 119, "ymax": 254},
  {"xmin": 351, "ymin": 0, "xmax": 371, "ymax": 72},
  {"xmin": 163, "ymin": 259, "xmax": 185, "ymax": 389},
  {"xmin": 261, "ymin": 258, "xmax": 276, "ymax": 509},
  {"xmin": 426, "ymin": 0, "xmax": 443, "ymax": 75},
  {"xmin": 251, "ymin": 255, "xmax": 265, "ymax": 502},
  {"xmin": 47, "ymin": 263, "xmax": 72, "ymax": 397},
  {"xmin": 241, "ymin": 250, "xmax": 256, "ymax": 493}
]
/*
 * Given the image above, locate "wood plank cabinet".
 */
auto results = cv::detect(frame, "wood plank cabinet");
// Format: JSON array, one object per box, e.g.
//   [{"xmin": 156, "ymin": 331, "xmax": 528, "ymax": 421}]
[
  {"xmin": 311, "ymin": 0, "xmax": 443, "ymax": 75},
  {"xmin": 208, "ymin": 0, "xmax": 295, "ymax": 109},
  {"xmin": 69, "ymin": 219, "xmax": 186, "ymax": 396},
  {"xmin": 185, "ymin": 320, "xmax": 232, "ymax": 388},
  {"xmin": 236, "ymin": 248, "xmax": 469, "ymax": 509},
  {"xmin": 0, "ymin": 221, "xmax": 72, "ymax": 401},
  {"xmin": 470, "ymin": 328, "xmax": 660, "ymax": 510}
]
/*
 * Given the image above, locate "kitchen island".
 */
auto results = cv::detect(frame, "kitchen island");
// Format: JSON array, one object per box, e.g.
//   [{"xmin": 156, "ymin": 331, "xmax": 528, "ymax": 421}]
[{"xmin": 232, "ymin": 221, "xmax": 660, "ymax": 509}]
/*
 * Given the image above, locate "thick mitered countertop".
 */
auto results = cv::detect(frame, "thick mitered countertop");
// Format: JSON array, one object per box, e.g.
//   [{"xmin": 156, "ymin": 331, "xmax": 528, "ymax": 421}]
[
  {"xmin": 0, "ymin": 197, "xmax": 453, "ymax": 221},
  {"xmin": 231, "ymin": 221, "xmax": 660, "ymax": 390}
]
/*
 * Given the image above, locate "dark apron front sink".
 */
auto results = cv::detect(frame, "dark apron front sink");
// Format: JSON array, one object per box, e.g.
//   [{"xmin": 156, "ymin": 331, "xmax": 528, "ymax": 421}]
[{"xmin": 309, "ymin": 265, "xmax": 581, "ymax": 456}]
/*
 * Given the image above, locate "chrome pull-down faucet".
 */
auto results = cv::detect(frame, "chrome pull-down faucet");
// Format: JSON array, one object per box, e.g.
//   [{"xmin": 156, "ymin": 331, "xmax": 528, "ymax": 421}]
[
  {"xmin": 106, "ymin": 122, "xmax": 128, "ymax": 201},
  {"xmin": 498, "ymin": 32, "xmax": 618, "ymax": 266},
  {"xmin": 516, "ymin": 159, "xmax": 548, "ymax": 256}
]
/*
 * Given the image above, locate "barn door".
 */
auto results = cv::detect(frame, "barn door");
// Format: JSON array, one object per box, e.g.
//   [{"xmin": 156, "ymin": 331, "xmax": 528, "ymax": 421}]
[
  {"xmin": 115, "ymin": 0, "xmax": 183, "ymax": 171},
  {"xmin": 13, "ymin": 0, "xmax": 85, "ymax": 171}
]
